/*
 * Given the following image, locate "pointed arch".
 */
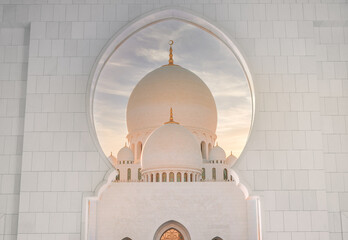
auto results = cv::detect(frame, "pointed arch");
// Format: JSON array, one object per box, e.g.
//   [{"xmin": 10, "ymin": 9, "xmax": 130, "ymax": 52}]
[
  {"xmin": 85, "ymin": 7, "xmax": 259, "ymax": 240},
  {"xmin": 153, "ymin": 220, "xmax": 191, "ymax": 240}
]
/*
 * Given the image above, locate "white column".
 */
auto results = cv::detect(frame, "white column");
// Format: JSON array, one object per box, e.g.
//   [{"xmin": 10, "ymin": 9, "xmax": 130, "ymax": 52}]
[
  {"xmin": 87, "ymin": 200, "xmax": 97, "ymax": 240},
  {"xmin": 247, "ymin": 197, "xmax": 262, "ymax": 240}
]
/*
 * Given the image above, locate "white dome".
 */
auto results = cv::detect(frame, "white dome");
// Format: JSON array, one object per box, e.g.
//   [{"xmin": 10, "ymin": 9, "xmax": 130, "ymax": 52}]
[
  {"xmin": 209, "ymin": 145, "xmax": 226, "ymax": 161},
  {"xmin": 117, "ymin": 146, "xmax": 133, "ymax": 162},
  {"xmin": 141, "ymin": 123, "xmax": 202, "ymax": 171},
  {"xmin": 226, "ymin": 152, "xmax": 237, "ymax": 166},
  {"xmin": 108, "ymin": 153, "xmax": 117, "ymax": 165},
  {"xmin": 127, "ymin": 65, "xmax": 217, "ymax": 134}
]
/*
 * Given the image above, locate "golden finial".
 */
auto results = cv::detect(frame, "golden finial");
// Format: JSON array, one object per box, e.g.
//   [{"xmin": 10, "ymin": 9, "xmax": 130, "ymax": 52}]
[
  {"xmin": 164, "ymin": 107, "xmax": 179, "ymax": 124},
  {"xmin": 168, "ymin": 40, "xmax": 174, "ymax": 65}
]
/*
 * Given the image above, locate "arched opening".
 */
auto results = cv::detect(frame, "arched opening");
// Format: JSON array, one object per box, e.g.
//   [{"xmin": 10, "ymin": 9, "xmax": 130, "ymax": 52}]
[
  {"xmin": 208, "ymin": 143, "xmax": 212, "ymax": 156},
  {"xmin": 137, "ymin": 141, "xmax": 142, "ymax": 161},
  {"xmin": 85, "ymin": 7, "xmax": 259, "ymax": 240},
  {"xmin": 177, "ymin": 172, "xmax": 181, "ymax": 182},
  {"xmin": 169, "ymin": 172, "xmax": 174, "ymax": 182},
  {"xmin": 162, "ymin": 172, "xmax": 167, "ymax": 182},
  {"xmin": 151, "ymin": 174, "xmax": 154, "ymax": 182},
  {"xmin": 212, "ymin": 168, "xmax": 216, "ymax": 181},
  {"xmin": 154, "ymin": 220, "xmax": 191, "ymax": 240},
  {"xmin": 202, "ymin": 168, "xmax": 205, "ymax": 181},
  {"xmin": 122, "ymin": 238, "xmax": 132, "ymax": 240},
  {"xmin": 212, "ymin": 237, "xmax": 223, "ymax": 240},
  {"xmin": 184, "ymin": 173, "xmax": 188, "ymax": 182},
  {"xmin": 190, "ymin": 173, "xmax": 193, "ymax": 182},
  {"xmin": 156, "ymin": 173, "xmax": 160, "ymax": 182},
  {"xmin": 223, "ymin": 168, "xmax": 228, "ymax": 181},
  {"xmin": 200, "ymin": 141, "xmax": 207, "ymax": 159},
  {"xmin": 138, "ymin": 168, "xmax": 141, "ymax": 181},
  {"xmin": 116, "ymin": 169, "xmax": 120, "ymax": 181},
  {"xmin": 127, "ymin": 168, "xmax": 131, "ymax": 181}
]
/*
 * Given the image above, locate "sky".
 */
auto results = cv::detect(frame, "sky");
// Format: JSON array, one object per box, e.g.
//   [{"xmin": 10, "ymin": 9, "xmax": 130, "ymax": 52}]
[{"xmin": 94, "ymin": 19, "xmax": 252, "ymax": 158}]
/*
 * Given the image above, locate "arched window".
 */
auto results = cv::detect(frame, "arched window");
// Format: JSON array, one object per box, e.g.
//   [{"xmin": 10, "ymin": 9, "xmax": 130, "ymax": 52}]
[
  {"xmin": 127, "ymin": 168, "xmax": 131, "ymax": 181},
  {"xmin": 122, "ymin": 238, "xmax": 132, "ymax": 240},
  {"xmin": 138, "ymin": 168, "xmax": 141, "ymax": 181},
  {"xmin": 201, "ymin": 141, "xmax": 207, "ymax": 159},
  {"xmin": 116, "ymin": 169, "xmax": 120, "ymax": 181},
  {"xmin": 202, "ymin": 168, "xmax": 205, "ymax": 180},
  {"xmin": 212, "ymin": 237, "xmax": 223, "ymax": 240},
  {"xmin": 146, "ymin": 175, "xmax": 148, "ymax": 182},
  {"xmin": 137, "ymin": 141, "xmax": 142, "ymax": 161},
  {"xmin": 184, "ymin": 173, "xmax": 188, "ymax": 182},
  {"xmin": 151, "ymin": 174, "xmax": 154, "ymax": 182},
  {"xmin": 208, "ymin": 143, "xmax": 212, "ymax": 154},
  {"xmin": 190, "ymin": 173, "xmax": 193, "ymax": 182},
  {"xmin": 162, "ymin": 172, "xmax": 167, "ymax": 182},
  {"xmin": 156, "ymin": 173, "xmax": 160, "ymax": 182},
  {"xmin": 177, "ymin": 172, "xmax": 181, "ymax": 182},
  {"xmin": 169, "ymin": 172, "xmax": 174, "ymax": 182},
  {"xmin": 212, "ymin": 168, "xmax": 216, "ymax": 180},
  {"xmin": 154, "ymin": 220, "xmax": 191, "ymax": 240},
  {"xmin": 223, "ymin": 168, "xmax": 228, "ymax": 181}
]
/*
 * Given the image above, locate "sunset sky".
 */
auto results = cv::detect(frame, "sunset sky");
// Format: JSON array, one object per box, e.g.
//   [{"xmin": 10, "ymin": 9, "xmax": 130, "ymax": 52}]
[{"xmin": 94, "ymin": 19, "xmax": 252, "ymax": 158}]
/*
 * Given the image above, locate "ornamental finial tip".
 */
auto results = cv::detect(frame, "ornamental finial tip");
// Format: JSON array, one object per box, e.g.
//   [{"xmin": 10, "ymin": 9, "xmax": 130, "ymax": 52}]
[
  {"xmin": 164, "ymin": 107, "xmax": 179, "ymax": 124},
  {"xmin": 168, "ymin": 40, "xmax": 174, "ymax": 65}
]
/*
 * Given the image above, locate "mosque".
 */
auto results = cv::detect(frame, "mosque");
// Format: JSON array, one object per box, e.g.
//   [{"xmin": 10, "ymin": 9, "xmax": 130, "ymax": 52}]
[
  {"xmin": 88, "ymin": 42, "xmax": 259, "ymax": 240},
  {"xmin": 109, "ymin": 41, "xmax": 238, "ymax": 184}
]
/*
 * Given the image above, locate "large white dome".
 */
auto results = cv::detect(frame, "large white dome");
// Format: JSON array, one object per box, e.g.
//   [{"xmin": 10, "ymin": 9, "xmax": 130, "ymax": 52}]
[
  {"xmin": 141, "ymin": 123, "xmax": 202, "ymax": 171},
  {"xmin": 127, "ymin": 65, "xmax": 217, "ymax": 134}
]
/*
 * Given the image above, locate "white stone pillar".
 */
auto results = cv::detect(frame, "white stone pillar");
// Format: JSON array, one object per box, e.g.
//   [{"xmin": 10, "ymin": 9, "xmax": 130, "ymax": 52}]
[
  {"xmin": 87, "ymin": 200, "xmax": 97, "ymax": 240},
  {"xmin": 247, "ymin": 197, "xmax": 262, "ymax": 240}
]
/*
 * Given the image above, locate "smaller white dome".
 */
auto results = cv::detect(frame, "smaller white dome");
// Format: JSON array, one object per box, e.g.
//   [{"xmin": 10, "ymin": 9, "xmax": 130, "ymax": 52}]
[
  {"xmin": 117, "ymin": 145, "xmax": 134, "ymax": 162},
  {"xmin": 108, "ymin": 152, "xmax": 117, "ymax": 165},
  {"xmin": 226, "ymin": 151, "xmax": 237, "ymax": 166},
  {"xmin": 209, "ymin": 145, "xmax": 226, "ymax": 161},
  {"xmin": 141, "ymin": 123, "xmax": 202, "ymax": 171}
]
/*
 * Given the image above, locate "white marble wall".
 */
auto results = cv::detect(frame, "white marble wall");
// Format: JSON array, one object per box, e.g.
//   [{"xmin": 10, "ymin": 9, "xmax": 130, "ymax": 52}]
[
  {"xmin": 0, "ymin": 27, "xmax": 29, "ymax": 240},
  {"xmin": 0, "ymin": 1, "xmax": 346, "ymax": 240},
  {"xmin": 315, "ymin": 22, "xmax": 348, "ymax": 240},
  {"xmin": 97, "ymin": 182, "xmax": 248, "ymax": 240}
]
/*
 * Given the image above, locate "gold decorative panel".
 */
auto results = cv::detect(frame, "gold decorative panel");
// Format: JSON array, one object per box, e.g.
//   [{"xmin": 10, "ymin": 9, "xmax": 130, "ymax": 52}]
[{"xmin": 160, "ymin": 228, "xmax": 184, "ymax": 240}]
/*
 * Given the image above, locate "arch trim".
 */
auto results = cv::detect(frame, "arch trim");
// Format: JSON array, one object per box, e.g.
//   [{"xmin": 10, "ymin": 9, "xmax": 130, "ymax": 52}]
[{"xmin": 153, "ymin": 220, "xmax": 191, "ymax": 240}]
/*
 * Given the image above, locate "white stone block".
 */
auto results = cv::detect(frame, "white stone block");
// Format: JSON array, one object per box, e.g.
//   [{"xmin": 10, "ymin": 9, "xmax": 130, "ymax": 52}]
[
  {"xmin": 51, "ymin": 172, "xmax": 65, "ymax": 191},
  {"xmin": 35, "ymin": 213, "xmax": 49, "ymax": 233},
  {"xmin": 270, "ymin": 211, "xmax": 283, "ymax": 231},
  {"xmin": 311, "ymin": 211, "xmax": 328, "ymax": 231},
  {"xmin": 254, "ymin": 171, "xmax": 268, "ymax": 190},
  {"xmin": 49, "ymin": 213, "xmax": 63, "ymax": 233},
  {"xmin": 295, "ymin": 170, "xmax": 309, "ymax": 189},
  {"xmin": 29, "ymin": 192, "xmax": 43, "ymax": 212},
  {"xmin": 38, "ymin": 172, "xmax": 51, "ymax": 191},
  {"xmin": 43, "ymin": 192, "xmax": 57, "ymax": 212}
]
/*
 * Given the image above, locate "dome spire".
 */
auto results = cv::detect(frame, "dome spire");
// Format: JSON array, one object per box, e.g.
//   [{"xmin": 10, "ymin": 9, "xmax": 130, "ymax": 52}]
[
  {"xmin": 168, "ymin": 40, "xmax": 174, "ymax": 65},
  {"xmin": 165, "ymin": 107, "xmax": 179, "ymax": 124}
]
